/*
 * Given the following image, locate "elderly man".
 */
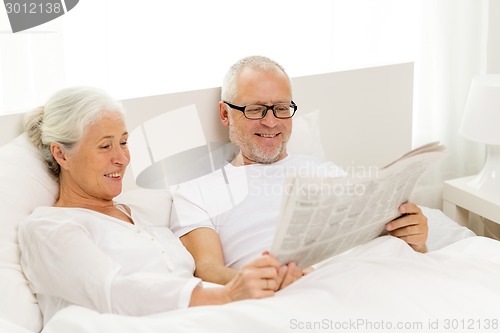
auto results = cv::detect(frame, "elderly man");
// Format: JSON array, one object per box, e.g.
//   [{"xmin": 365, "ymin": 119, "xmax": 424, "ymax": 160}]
[{"xmin": 170, "ymin": 55, "xmax": 428, "ymax": 290}]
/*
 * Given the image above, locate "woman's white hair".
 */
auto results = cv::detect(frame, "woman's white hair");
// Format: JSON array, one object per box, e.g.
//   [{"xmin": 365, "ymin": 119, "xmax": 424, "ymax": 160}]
[
  {"xmin": 24, "ymin": 86, "xmax": 125, "ymax": 179},
  {"xmin": 221, "ymin": 55, "xmax": 292, "ymax": 102}
]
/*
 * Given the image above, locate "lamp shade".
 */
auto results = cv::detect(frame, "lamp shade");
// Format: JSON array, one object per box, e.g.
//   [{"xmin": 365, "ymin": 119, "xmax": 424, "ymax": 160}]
[{"xmin": 460, "ymin": 75, "xmax": 500, "ymax": 145}]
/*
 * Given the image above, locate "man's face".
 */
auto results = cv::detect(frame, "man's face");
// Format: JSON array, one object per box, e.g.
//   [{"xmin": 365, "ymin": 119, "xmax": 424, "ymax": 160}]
[{"xmin": 220, "ymin": 67, "xmax": 293, "ymax": 165}]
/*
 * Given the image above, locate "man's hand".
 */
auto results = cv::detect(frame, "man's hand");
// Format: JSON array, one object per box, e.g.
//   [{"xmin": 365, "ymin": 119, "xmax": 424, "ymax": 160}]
[
  {"xmin": 385, "ymin": 202, "xmax": 428, "ymax": 253},
  {"xmin": 259, "ymin": 251, "xmax": 304, "ymax": 291},
  {"xmin": 276, "ymin": 262, "xmax": 303, "ymax": 290}
]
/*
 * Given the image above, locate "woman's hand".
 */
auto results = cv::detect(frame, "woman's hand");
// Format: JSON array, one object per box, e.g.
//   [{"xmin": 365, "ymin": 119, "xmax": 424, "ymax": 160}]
[{"xmin": 224, "ymin": 254, "xmax": 282, "ymax": 301}]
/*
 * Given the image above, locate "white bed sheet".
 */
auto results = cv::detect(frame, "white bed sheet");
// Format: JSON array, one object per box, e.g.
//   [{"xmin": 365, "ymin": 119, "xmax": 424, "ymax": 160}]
[
  {"xmin": 0, "ymin": 318, "xmax": 34, "ymax": 333},
  {"xmin": 41, "ymin": 236, "xmax": 500, "ymax": 333}
]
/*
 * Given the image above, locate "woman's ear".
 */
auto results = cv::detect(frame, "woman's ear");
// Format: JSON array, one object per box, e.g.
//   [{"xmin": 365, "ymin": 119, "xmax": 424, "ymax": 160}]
[
  {"xmin": 219, "ymin": 101, "xmax": 230, "ymax": 128},
  {"xmin": 50, "ymin": 143, "xmax": 68, "ymax": 169}
]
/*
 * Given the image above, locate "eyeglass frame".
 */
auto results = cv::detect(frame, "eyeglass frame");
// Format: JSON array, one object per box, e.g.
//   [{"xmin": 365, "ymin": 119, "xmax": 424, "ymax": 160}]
[{"xmin": 223, "ymin": 100, "xmax": 297, "ymax": 119}]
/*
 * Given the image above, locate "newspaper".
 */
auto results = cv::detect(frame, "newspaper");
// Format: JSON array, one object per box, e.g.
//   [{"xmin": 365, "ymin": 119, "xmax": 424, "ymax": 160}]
[{"xmin": 270, "ymin": 142, "xmax": 446, "ymax": 268}]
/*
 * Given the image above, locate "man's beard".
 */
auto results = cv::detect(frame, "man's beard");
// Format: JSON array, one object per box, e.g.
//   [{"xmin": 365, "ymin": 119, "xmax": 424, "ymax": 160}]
[{"xmin": 228, "ymin": 122, "xmax": 286, "ymax": 164}]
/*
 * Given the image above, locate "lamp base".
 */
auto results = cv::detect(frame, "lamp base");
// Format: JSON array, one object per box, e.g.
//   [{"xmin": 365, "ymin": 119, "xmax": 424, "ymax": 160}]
[{"xmin": 467, "ymin": 145, "xmax": 500, "ymax": 193}]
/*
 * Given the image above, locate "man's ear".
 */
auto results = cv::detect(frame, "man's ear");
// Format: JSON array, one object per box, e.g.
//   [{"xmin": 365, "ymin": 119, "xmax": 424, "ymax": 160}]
[
  {"xmin": 219, "ymin": 101, "xmax": 230, "ymax": 128},
  {"xmin": 50, "ymin": 143, "xmax": 68, "ymax": 170}
]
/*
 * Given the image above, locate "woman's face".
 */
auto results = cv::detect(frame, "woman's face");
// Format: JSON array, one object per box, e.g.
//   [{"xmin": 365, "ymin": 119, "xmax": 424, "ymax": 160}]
[{"xmin": 62, "ymin": 112, "xmax": 130, "ymax": 201}]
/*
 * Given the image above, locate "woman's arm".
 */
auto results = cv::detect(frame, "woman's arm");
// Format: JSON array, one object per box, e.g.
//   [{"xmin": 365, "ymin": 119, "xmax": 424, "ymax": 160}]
[{"xmin": 189, "ymin": 255, "xmax": 284, "ymax": 306}]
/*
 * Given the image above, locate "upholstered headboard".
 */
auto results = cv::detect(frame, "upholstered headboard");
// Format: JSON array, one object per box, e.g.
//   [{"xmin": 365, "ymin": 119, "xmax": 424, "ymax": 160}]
[{"xmin": 0, "ymin": 62, "xmax": 413, "ymax": 191}]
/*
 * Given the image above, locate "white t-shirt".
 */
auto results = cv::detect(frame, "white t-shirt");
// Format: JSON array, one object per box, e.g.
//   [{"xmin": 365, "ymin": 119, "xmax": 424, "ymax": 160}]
[
  {"xmin": 18, "ymin": 205, "xmax": 201, "ymax": 324},
  {"xmin": 170, "ymin": 154, "xmax": 345, "ymax": 269}
]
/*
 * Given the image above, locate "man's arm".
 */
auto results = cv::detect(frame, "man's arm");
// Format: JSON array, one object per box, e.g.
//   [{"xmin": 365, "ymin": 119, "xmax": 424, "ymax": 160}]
[
  {"xmin": 385, "ymin": 202, "xmax": 428, "ymax": 253},
  {"xmin": 181, "ymin": 228, "xmax": 303, "ymax": 289},
  {"xmin": 180, "ymin": 228, "xmax": 237, "ymax": 285}
]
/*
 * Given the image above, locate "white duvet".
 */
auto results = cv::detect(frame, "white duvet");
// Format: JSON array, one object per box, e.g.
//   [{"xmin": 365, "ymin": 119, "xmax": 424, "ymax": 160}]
[{"xmin": 40, "ymin": 236, "xmax": 500, "ymax": 333}]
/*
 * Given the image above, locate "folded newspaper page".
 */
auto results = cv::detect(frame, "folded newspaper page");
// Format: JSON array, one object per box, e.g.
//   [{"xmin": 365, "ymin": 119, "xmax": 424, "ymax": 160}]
[{"xmin": 270, "ymin": 142, "xmax": 446, "ymax": 268}]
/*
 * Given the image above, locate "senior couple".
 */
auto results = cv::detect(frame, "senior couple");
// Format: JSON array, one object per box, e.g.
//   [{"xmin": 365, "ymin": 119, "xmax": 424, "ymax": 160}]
[{"xmin": 19, "ymin": 55, "xmax": 428, "ymax": 323}]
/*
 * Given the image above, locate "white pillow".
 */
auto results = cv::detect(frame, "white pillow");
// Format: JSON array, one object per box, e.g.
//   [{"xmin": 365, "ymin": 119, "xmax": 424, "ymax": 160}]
[
  {"xmin": 0, "ymin": 133, "xmax": 58, "ymax": 332},
  {"xmin": 0, "ymin": 133, "xmax": 172, "ymax": 332},
  {"xmin": 115, "ymin": 188, "xmax": 172, "ymax": 227},
  {"xmin": 422, "ymin": 206, "xmax": 476, "ymax": 251},
  {"xmin": 287, "ymin": 109, "xmax": 326, "ymax": 159}
]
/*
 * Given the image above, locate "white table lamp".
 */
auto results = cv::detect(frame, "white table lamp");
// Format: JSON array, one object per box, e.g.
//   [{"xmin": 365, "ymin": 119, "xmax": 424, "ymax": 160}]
[{"xmin": 460, "ymin": 74, "xmax": 500, "ymax": 193}]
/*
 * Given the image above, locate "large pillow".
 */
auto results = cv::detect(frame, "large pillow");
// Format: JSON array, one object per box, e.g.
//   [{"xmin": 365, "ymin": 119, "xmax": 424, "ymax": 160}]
[
  {"xmin": 115, "ymin": 188, "xmax": 172, "ymax": 227},
  {"xmin": 127, "ymin": 108, "xmax": 327, "ymax": 191},
  {"xmin": 287, "ymin": 109, "xmax": 326, "ymax": 159},
  {"xmin": 0, "ymin": 133, "xmax": 58, "ymax": 332},
  {"xmin": 0, "ymin": 133, "xmax": 172, "ymax": 333}
]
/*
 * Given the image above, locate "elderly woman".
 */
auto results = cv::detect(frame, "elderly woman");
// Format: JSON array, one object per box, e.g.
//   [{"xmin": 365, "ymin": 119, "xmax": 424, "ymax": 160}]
[{"xmin": 18, "ymin": 87, "xmax": 286, "ymax": 325}]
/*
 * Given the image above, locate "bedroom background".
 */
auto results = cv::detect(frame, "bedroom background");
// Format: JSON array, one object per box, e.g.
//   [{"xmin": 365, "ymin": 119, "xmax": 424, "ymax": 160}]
[{"xmin": 0, "ymin": 0, "xmax": 499, "ymax": 237}]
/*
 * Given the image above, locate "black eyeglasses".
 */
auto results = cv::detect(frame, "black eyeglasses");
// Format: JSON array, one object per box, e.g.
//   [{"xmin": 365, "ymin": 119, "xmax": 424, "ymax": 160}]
[{"xmin": 223, "ymin": 101, "xmax": 297, "ymax": 120}]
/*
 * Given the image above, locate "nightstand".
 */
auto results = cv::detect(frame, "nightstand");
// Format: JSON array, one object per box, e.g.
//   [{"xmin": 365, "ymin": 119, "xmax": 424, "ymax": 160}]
[{"xmin": 442, "ymin": 176, "xmax": 500, "ymax": 227}]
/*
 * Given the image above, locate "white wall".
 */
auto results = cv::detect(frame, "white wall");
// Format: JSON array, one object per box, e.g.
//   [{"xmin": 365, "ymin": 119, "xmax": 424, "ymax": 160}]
[{"xmin": 0, "ymin": 0, "xmax": 420, "ymax": 115}]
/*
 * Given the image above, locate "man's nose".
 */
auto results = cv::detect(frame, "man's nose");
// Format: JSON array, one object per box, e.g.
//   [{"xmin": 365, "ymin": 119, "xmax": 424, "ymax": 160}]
[{"xmin": 259, "ymin": 109, "xmax": 278, "ymax": 127}]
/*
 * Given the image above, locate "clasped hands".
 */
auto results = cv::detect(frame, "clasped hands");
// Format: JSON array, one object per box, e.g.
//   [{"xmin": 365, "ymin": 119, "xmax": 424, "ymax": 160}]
[{"xmin": 224, "ymin": 253, "xmax": 303, "ymax": 301}]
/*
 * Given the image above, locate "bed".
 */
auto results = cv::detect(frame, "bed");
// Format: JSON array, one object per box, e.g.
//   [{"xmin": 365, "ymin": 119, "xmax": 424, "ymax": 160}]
[{"xmin": 1, "ymin": 63, "xmax": 498, "ymax": 333}]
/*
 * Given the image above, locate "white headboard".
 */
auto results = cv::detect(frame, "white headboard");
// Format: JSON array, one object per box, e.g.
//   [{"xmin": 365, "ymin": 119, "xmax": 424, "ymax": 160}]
[{"xmin": 0, "ymin": 62, "xmax": 413, "ymax": 191}]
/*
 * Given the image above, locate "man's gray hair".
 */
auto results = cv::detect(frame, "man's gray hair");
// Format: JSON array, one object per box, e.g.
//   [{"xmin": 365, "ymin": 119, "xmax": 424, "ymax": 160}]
[
  {"xmin": 221, "ymin": 55, "xmax": 292, "ymax": 102},
  {"xmin": 24, "ymin": 86, "xmax": 125, "ymax": 179}
]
